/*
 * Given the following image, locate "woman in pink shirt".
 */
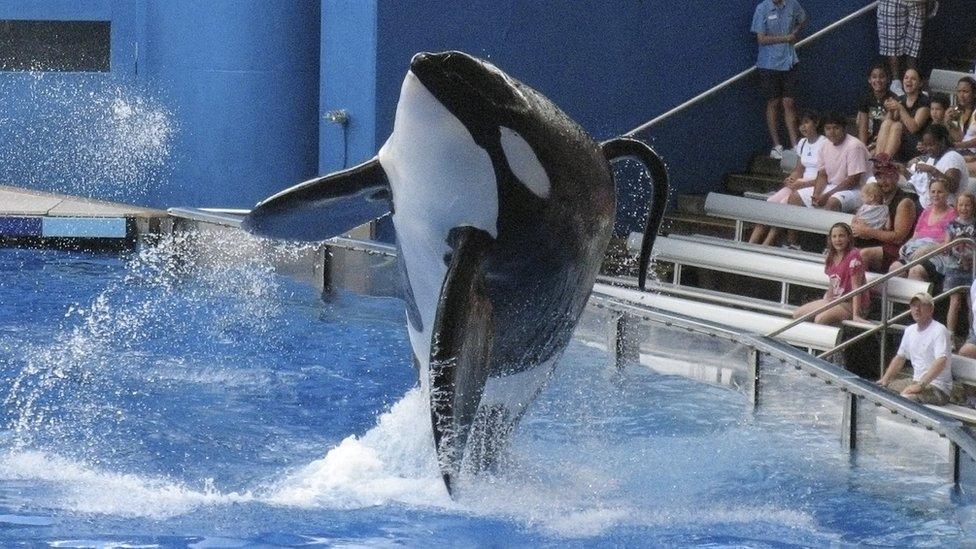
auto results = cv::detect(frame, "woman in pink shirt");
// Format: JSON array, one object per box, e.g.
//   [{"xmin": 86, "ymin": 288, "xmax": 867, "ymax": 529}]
[
  {"xmin": 793, "ymin": 222, "xmax": 869, "ymax": 324},
  {"xmin": 889, "ymin": 176, "xmax": 956, "ymax": 280}
]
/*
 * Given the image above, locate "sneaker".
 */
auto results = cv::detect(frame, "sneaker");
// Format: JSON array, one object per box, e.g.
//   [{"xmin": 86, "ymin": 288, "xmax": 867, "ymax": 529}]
[
  {"xmin": 890, "ymin": 79, "xmax": 904, "ymax": 96},
  {"xmin": 781, "ymin": 243, "xmax": 802, "ymax": 251},
  {"xmin": 770, "ymin": 145, "xmax": 784, "ymax": 160}
]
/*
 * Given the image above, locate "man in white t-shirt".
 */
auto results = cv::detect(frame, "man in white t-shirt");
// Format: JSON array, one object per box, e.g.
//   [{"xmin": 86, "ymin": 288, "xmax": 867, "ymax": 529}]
[{"xmin": 878, "ymin": 292, "xmax": 953, "ymax": 405}]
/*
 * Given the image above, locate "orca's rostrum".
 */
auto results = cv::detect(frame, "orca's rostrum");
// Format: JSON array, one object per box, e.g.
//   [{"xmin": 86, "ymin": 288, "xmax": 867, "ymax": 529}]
[{"xmin": 243, "ymin": 51, "xmax": 668, "ymax": 496}]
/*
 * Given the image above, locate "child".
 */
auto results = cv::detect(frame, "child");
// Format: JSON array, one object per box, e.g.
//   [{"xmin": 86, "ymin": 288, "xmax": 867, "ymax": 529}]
[
  {"xmin": 853, "ymin": 181, "xmax": 890, "ymax": 230},
  {"xmin": 792, "ymin": 222, "xmax": 869, "ymax": 324},
  {"xmin": 929, "ymin": 93, "xmax": 951, "ymax": 129},
  {"xmin": 933, "ymin": 192, "xmax": 976, "ymax": 341}
]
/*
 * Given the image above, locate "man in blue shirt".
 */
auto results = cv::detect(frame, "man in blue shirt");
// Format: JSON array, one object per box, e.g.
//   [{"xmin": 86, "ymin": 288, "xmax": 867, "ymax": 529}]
[{"xmin": 752, "ymin": 0, "xmax": 807, "ymax": 160}]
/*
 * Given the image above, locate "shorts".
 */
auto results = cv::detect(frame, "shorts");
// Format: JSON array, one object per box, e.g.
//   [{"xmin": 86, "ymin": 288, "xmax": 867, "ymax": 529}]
[
  {"xmin": 886, "ymin": 378, "xmax": 950, "ymax": 405},
  {"xmin": 877, "ymin": 0, "xmax": 925, "ymax": 58},
  {"xmin": 942, "ymin": 266, "xmax": 973, "ymax": 290},
  {"xmin": 796, "ymin": 183, "xmax": 863, "ymax": 212},
  {"xmin": 759, "ymin": 68, "xmax": 798, "ymax": 100}
]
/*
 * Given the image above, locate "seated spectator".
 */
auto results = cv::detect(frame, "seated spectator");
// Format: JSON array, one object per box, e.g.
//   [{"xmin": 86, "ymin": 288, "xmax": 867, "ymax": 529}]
[
  {"xmin": 889, "ymin": 176, "xmax": 955, "ymax": 280},
  {"xmin": 875, "ymin": 68, "xmax": 930, "ymax": 162},
  {"xmin": 811, "ymin": 112, "xmax": 870, "ymax": 212},
  {"xmin": 792, "ymin": 222, "xmax": 868, "ymax": 324},
  {"xmin": 877, "ymin": 292, "xmax": 953, "ymax": 405},
  {"xmin": 749, "ymin": 111, "xmax": 824, "ymax": 247},
  {"xmin": 858, "ymin": 63, "xmax": 897, "ymax": 153},
  {"xmin": 853, "ymin": 181, "xmax": 890, "ymax": 230},
  {"xmin": 928, "ymin": 93, "xmax": 951, "ymax": 130},
  {"xmin": 904, "ymin": 124, "xmax": 971, "ymax": 207},
  {"xmin": 856, "ymin": 155, "xmax": 919, "ymax": 271},
  {"xmin": 957, "ymin": 279, "xmax": 976, "ymax": 359},
  {"xmin": 946, "ymin": 76, "xmax": 976, "ymax": 145},
  {"xmin": 929, "ymin": 192, "xmax": 976, "ymax": 340}
]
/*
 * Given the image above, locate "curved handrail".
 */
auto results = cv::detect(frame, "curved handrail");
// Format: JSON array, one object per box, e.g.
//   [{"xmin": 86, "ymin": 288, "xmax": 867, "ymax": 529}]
[
  {"xmin": 767, "ymin": 237, "xmax": 976, "ymax": 338},
  {"xmin": 624, "ymin": 1, "xmax": 879, "ymax": 137}
]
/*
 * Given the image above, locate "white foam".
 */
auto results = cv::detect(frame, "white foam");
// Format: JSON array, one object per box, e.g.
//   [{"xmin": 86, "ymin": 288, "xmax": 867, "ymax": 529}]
[
  {"xmin": 265, "ymin": 387, "xmax": 451, "ymax": 509},
  {"xmin": 0, "ymin": 450, "xmax": 252, "ymax": 518}
]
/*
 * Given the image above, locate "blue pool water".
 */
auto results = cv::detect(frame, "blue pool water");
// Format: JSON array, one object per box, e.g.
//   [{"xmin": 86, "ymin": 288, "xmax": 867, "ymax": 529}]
[{"xmin": 1, "ymin": 237, "xmax": 975, "ymax": 546}]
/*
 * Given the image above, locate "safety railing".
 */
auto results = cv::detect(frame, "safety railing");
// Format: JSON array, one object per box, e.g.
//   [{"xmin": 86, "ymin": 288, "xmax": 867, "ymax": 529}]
[
  {"xmin": 768, "ymin": 237, "xmax": 976, "ymax": 373},
  {"xmin": 625, "ymin": 1, "xmax": 879, "ymax": 136}
]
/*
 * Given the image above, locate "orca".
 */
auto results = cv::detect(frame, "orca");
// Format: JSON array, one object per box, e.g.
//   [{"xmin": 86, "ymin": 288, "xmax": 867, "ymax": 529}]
[{"xmin": 243, "ymin": 51, "xmax": 668, "ymax": 496}]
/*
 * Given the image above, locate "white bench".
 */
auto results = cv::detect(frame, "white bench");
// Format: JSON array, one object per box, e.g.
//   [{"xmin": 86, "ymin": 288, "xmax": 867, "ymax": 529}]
[
  {"xmin": 594, "ymin": 283, "xmax": 841, "ymax": 352},
  {"xmin": 930, "ymin": 69, "xmax": 974, "ymax": 105},
  {"xmin": 651, "ymin": 236, "xmax": 929, "ymax": 306},
  {"xmin": 704, "ymin": 192, "xmax": 853, "ymax": 241},
  {"xmin": 925, "ymin": 355, "xmax": 976, "ymax": 424}
]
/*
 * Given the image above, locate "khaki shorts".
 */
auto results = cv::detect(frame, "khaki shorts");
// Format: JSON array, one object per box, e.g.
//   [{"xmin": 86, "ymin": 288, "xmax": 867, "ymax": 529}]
[{"xmin": 886, "ymin": 378, "xmax": 949, "ymax": 405}]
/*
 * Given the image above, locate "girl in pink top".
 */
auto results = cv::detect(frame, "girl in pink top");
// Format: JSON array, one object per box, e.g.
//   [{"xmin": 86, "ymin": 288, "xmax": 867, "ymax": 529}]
[
  {"xmin": 793, "ymin": 222, "xmax": 868, "ymax": 325},
  {"xmin": 890, "ymin": 177, "xmax": 956, "ymax": 280}
]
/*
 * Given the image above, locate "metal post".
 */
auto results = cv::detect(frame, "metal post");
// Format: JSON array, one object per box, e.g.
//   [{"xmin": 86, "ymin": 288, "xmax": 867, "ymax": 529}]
[
  {"xmin": 879, "ymin": 284, "xmax": 889, "ymax": 378},
  {"xmin": 841, "ymin": 392, "xmax": 858, "ymax": 451},
  {"xmin": 673, "ymin": 263, "xmax": 683, "ymax": 285},
  {"xmin": 780, "ymin": 282, "xmax": 789, "ymax": 305},
  {"xmin": 612, "ymin": 313, "xmax": 640, "ymax": 371},
  {"xmin": 748, "ymin": 347, "xmax": 760, "ymax": 408},
  {"xmin": 951, "ymin": 441, "xmax": 962, "ymax": 485},
  {"xmin": 606, "ymin": 310, "xmax": 623, "ymax": 370},
  {"xmin": 734, "ymin": 220, "xmax": 743, "ymax": 242}
]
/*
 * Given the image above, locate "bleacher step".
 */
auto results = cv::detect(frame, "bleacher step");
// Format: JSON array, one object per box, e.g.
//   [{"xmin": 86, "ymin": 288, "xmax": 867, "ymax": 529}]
[{"xmin": 725, "ymin": 173, "xmax": 783, "ymax": 195}]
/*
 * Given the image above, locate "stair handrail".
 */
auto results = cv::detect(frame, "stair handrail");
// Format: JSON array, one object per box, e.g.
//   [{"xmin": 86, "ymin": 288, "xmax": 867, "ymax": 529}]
[
  {"xmin": 767, "ymin": 237, "xmax": 976, "ymax": 338},
  {"xmin": 625, "ymin": 1, "xmax": 879, "ymax": 137}
]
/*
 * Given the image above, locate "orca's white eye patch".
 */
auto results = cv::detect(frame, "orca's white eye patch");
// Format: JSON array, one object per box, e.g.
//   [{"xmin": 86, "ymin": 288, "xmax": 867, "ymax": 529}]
[{"xmin": 499, "ymin": 127, "xmax": 550, "ymax": 198}]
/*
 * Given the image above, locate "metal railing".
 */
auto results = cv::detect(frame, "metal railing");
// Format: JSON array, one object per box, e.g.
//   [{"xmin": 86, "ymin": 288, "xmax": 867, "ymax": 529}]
[
  {"xmin": 768, "ymin": 237, "xmax": 976, "ymax": 373},
  {"xmin": 624, "ymin": 1, "xmax": 879, "ymax": 137}
]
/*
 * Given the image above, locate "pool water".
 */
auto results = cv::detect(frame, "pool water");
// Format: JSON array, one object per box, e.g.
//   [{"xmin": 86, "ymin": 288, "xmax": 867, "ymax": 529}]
[{"xmin": 0, "ymin": 236, "xmax": 975, "ymax": 546}]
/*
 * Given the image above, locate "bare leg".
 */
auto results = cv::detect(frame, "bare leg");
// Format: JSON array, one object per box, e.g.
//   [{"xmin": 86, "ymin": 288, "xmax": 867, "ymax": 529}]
[
  {"xmin": 825, "ymin": 197, "xmax": 842, "ymax": 211},
  {"xmin": 961, "ymin": 342, "xmax": 976, "ymax": 359},
  {"xmin": 783, "ymin": 97, "xmax": 799, "ymax": 147},
  {"xmin": 948, "ymin": 293, "xmax": 962, "ymax": 337},
  {"xmin": 749, "ymin": 224, "xmax": 769, "ymax": 244},
  {"xmin": 907, "ymin": 264, "xmax": 928, "ymax": 280},
  {"xmin": 793, "ymin": 298, "xmax": 828, "ymax": 320},
  {"xmin": 887, "ymin": 260, "xmax": 905, "ymax": 274},
  {"xmin": 887, "ymin": 56, "xmax": 901, "ymax": 83},
  {"xmin": 766, "ymin": 98, "xmax": 782, "ymax": 148},
  {"xmin": 762, "ymin": 227, "xmax": 783, "ymax": 246},
  {"xmin": 876, "ymin": 119, "xmax": 903, "ymax": 157},
  {"xmin": 814, "ymin": 303, "xmax": 854, "ymax": 325}
]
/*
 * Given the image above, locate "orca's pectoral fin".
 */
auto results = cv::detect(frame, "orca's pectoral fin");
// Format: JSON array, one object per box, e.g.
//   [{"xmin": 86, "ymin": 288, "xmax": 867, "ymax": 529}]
[
  {"xmin": 601, "ymin": 138, "xmax": 670, "ymax": 291},
  {"xmin": 242, "ymin": 157, "xmax": 391, "ymax": 241},
  {"xmin": 428, "ymin": 226, "xmax": 494, "ymax": 497}
]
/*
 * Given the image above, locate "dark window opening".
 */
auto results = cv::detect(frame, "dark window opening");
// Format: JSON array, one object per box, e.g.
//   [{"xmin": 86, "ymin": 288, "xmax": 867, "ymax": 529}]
[{"xmin": 0, "ymin": 20, "xmax": 110, "ymax": 72}]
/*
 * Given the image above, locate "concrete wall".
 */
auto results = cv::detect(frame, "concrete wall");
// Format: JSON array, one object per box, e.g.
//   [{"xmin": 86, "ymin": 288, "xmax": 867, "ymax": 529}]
[{"xmin": 0, "ymin": 0, "xmax": 320, "ymax": 209}]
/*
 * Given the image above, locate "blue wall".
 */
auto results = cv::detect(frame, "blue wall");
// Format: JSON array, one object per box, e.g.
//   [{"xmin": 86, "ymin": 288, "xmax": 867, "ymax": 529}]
[{"xmin": 0, "ymin": 0, "xmax": 320, "ymax": 208}]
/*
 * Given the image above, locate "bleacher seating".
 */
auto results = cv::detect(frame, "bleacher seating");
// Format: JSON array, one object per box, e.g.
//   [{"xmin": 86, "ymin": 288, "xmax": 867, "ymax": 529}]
[{"xmin": 704, "ymin": 192, "xmax": 853, "ymax": 239}]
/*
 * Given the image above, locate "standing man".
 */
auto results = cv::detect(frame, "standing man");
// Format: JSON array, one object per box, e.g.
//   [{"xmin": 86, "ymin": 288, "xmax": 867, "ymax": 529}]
[
  {"xmin": 878, "ymin": 292, "xmax": 953, "ymax": 405},
  {"xmin": 752, "ymin": 0, "xmax": 807, "ymax": 160},
  {"xmin": 876, "ymin": 0, "xmax": 927, "ymax": 95},
  {"xmin": 810, "ymin": 112, "xmax": 871, "ymax": 213}
]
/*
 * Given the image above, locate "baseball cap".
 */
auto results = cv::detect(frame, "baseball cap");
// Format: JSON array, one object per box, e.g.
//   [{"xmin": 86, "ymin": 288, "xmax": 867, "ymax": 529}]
[{"xmin": 910, "ymin": 292, "xmax": 934, "ymax": 306}]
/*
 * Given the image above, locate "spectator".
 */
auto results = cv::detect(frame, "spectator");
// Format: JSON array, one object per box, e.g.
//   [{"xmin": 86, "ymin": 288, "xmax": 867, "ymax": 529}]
[
  {"xmin": 889, "ymin": 176, "xmax": 955, "ymax": 280},
  {"xmin": 928, "ymin": 93, "xmax": 951, "ymax": 130},
  {"xmin": 752, "ymin": 0, "xmax": 807, "ymax": 160},
  {"xmin": 877, "ymin": 292, "xmax": 953, "ymax": 405},
  {"xmin": 957, "ymin": 279, "xmax": 976, "ymax": 359},
  {"xmin": 858, "ymin": 63, "xmax": 897, "ymax": 152},
  {"xmin": 853, "ymin": 181, "xmax": 891, "ymax": 231},
  {"xmin": 875, "ymin": 67, "xmax": 930, "ymax": 161},
  {"xmin": 749, "ymin": 111, "xmax": 824, "ymax": 247},
  {"xmin": 856, "ymin": 154, "xmax": 919, "ymax": 271},
  {"xmin": 876, "ymin": 0, "xmax": 926, "ymax": 95},
  {"xmin": 929, "ymin": 192, "xmax": 976, "ymax": 340},
  {"xmin": 792, "ymin": 222, "xmax": 868, "ymax": 324},
  {"xmin": 946, "ymin": 76, "xmax": 976, "ymax": 145},
  {"xmin": 904, "ymin": 124, "xmax": 971, "ymax": 207},
  {"xmin": 811, "ymin": 112, "xmax": 870, "ymax": 212}
]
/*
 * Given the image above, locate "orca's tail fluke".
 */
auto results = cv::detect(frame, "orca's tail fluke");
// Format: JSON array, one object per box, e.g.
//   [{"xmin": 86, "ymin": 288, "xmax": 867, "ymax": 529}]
[
  {"xmin": 600, "ymin": 138, "xmax": 670, "ymax": 291},
  {"xmin": 242, "ymin": 157, "xmax": 392, "ymax": 242}
]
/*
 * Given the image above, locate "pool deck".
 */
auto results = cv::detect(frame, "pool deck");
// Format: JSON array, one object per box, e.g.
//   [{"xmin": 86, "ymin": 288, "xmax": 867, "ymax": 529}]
[{"xmin": 0, "ymin": 185, "xmax": 168, "ymax": 242}]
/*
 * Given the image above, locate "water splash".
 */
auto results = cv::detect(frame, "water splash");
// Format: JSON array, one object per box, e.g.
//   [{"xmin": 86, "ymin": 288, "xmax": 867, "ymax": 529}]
[{"xmin": 0, "ymin": 72, "xmax": 176, "ymax": 202}]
